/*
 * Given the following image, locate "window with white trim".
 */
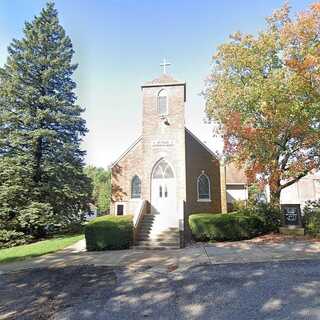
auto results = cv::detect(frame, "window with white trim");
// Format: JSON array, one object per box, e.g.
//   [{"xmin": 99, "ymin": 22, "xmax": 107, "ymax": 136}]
[
  {"xmin": 197, "ymin": 173, "xmax": 211, "ymax": 201},
  {"xmin": 131, "ymin": 175, "xmax": 141, "ymax": 199},
  {"xmin": 157, "ymin": 89, "xmax": 168, "ymax": 115}
]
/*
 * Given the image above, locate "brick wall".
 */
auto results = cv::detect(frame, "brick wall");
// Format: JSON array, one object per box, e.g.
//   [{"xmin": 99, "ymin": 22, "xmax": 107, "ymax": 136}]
[
  {"xmin": 141, "ymin": 83, "xmax": 186, "ymax": 207},
  {"xmin": 110, "ymin": 139, "xmax": 143, "ymax": 215},
  {"xmin": 111, "ymin": 77, "xmax": 187, "ymax": 221},
  {"xmin": 184, "ymin": 129, "xmax": 222, "ymax": 241}
]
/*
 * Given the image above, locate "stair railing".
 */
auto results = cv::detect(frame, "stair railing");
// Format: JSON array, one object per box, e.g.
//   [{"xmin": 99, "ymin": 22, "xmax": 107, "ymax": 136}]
[{"xmin": 133, "ymin": 200, "xmax": 147, "ymax": 244}]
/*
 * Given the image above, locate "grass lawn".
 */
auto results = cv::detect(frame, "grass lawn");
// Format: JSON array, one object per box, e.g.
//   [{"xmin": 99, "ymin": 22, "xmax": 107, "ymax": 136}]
[{"xmin": 0, "ymin": 234, "xmax": 84, "ymax": 264}]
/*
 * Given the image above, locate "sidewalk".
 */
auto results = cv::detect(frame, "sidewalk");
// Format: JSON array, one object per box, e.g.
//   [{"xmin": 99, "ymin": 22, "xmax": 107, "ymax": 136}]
[
  {"xmin": 1, "ymin": 236, "xmax": 320, "ymax": 275},
  {"xmin": 204, "ymin": 239, "xmax": 320, "ymax": 264}
]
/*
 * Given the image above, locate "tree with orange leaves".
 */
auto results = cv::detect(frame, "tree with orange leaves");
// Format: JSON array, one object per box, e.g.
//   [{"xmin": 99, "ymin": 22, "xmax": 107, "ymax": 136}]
[{"xmin": 205, "ymin": 3, "xmax": 320, "ymax": 207}]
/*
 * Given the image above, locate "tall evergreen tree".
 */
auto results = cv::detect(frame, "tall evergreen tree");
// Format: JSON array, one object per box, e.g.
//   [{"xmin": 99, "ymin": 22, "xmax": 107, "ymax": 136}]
[{"xmin": 0, "ymin": 2, "xmax": 92, "ymax": 244}]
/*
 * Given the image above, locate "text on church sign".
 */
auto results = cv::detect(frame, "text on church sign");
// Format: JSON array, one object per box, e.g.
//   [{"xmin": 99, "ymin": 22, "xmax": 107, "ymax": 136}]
[{"xmin": 152, "ymin": 140, "xmax": 175, "ymax": 147}]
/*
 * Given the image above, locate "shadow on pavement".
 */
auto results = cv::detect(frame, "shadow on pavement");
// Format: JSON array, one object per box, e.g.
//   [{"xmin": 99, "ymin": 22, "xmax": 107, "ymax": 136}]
[{"xmin": 1, "ymin": 260, "xmax": 320, "ymax": 319}]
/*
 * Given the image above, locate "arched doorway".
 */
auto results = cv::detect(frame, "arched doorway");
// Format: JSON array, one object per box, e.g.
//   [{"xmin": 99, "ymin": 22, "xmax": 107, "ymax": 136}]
[{"xmin": 151, "ymin": 159, "xmax": 176, "ymax": 222}]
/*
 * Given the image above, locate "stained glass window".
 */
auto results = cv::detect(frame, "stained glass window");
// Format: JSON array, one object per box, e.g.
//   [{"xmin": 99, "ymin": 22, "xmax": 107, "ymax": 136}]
[
  {"xmin": 198, "ymin": 174, "xmax": 210, "ymax": 200},
  {"xmin": 131, "ymin": 175, "xmax": 141, "ymax": 198}
]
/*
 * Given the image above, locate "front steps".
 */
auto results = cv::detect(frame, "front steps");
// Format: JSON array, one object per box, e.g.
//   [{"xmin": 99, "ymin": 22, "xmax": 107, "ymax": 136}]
[{"xmin": 134, "ymin": 213, "xmax": 180, "ymax": 249}]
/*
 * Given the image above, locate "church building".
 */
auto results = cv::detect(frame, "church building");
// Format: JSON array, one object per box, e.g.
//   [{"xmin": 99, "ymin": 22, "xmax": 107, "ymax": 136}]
[{"xmin": 111, "ymin": 63, "xmax": 226, "ymax": 248}]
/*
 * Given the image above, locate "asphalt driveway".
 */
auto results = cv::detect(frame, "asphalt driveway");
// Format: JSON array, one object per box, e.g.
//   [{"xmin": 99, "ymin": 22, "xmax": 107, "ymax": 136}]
[{"xmin": 1, "ymin": 260, "xmax": 320, "ymax": 320}]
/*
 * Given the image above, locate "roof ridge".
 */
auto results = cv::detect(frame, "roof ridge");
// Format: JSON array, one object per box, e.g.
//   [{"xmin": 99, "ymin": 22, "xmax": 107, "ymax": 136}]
[
  {"xmin": 110, "ymin": 136, "xmax": 142, "ymax": 168},
  {"xmin": 143, "ymin": 73, "xmax": 185, "ymax": 86},
  {"xmin": 185, "ymin": 127, "xmax": 219, "ymax": 159}
]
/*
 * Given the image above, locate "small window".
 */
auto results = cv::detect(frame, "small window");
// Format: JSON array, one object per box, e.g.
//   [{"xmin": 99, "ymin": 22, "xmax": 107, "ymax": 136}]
[
  {"xmin": 157, "ymin": 89, "xmax": 168, "ymax": 115},
  {"xmin": 131, "ymin": 175, "xmax": 141, "ymax": 199},
  {"xmin": 116, "ymin": 204, "xmax": 124, "ymax": 215},
  {"xmin": 197, "ymin": 173, "xmax": 211, "ymax": 201}
]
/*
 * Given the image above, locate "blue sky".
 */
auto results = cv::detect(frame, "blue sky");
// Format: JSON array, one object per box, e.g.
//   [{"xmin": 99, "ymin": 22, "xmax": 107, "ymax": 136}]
[{"xmin": 0, "ymin": 0, "xmax": 315, "ymax": 168}]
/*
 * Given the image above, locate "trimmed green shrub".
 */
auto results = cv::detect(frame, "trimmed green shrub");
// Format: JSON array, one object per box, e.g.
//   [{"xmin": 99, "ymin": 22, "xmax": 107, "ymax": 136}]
[
  {"xmin": 237, "ymin": 203, "xmax": 281, "ymax": 232},
  {"xmin": 189, "ymin": 212, "xmax": 266, "ymax": 242},
  {"xmin": 85, "ymin": 215, "xmax": 133, "ymax": 251},
  {"xmin": 303, "ymin": 200, "xmax": 320, "ymax": 236},
  {"xmin": 0, "ymin": 230, "xmax": 33, "ymax": 249}
]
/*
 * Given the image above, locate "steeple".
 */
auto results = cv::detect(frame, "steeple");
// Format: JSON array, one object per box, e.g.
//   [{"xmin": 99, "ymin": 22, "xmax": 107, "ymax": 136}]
[{"xmin": 141, "ymin": 63, "xmax": 186, "ymax": 102}]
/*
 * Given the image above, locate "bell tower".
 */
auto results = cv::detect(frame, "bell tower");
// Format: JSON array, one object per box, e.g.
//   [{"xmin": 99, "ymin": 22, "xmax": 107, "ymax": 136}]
[
  {"xmin": 140, "ymin": 61, "xmax": 187, "ymax": 215},
  {"xmin": 141, "ymin": 61, "xmax": 186, "ymax": 140}
]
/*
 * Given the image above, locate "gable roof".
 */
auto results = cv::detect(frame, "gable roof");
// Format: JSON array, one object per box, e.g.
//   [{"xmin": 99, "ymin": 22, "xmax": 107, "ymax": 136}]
[
  {"xmin": 185, "ymin": 128, "xmax": 219, "ymax": 159},
  {"xmin": 110, "ymin": 128, "xmax": 219, "ymax": 169},
  {"xmin": 110, "ymin": 136, "xmax": 142, "ymax": 168}
]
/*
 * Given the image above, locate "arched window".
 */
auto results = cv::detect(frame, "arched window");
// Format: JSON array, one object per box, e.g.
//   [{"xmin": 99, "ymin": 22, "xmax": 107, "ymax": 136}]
[
  {"xmin": 197, "ymin": 173, "xmax": 211, "ymax": 201},
  {"xmin": 131, "ymin": 175, "xmax": 141, "ymax": 199},
  {"xmin": 157, "ymin": 89, "xmax": 168, "ymax": 115},
  {"xmin": 152, "ymin": 159, "xmax": 174, "ymax": 179}
]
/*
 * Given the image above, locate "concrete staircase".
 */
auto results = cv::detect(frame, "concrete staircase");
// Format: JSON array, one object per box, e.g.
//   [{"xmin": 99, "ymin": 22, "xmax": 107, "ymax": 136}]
[{"xmin": 134, "ymin": 213, "xmax": 180, "ymax": 249}]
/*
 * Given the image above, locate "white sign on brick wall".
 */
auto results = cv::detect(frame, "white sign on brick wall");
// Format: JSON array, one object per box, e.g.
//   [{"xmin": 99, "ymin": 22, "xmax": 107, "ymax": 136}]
[{"xmin": 152, "ymin": 140, "xmax": 175, "ymax": 147}]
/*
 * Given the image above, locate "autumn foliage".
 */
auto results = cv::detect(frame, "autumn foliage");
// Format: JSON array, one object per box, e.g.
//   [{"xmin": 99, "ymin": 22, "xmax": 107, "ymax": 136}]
[{"xmin": 205, "ymin": 3, "xmax": 320, "ymax": 205}]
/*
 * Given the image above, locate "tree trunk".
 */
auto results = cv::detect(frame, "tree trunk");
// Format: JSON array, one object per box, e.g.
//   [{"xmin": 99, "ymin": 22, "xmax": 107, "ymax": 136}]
[
  {"xmin": 269, "ymin": 174, "xmax": 281, "ymax": 209},
  {"xmin": 269, "ymin": 190, "xmax": 281, "ymax": 208},
  {"xmin": 33, "ymin": 137, "xmax": 43, "ymax": 183}
]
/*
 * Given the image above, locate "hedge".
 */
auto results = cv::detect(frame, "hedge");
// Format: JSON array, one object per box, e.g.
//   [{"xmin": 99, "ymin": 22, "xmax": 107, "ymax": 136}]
[
  {"xmin": 236, "ymin": 203, "xmax": 281, "ymax": 232},
  {"xmin": 189, "ymin": 212, "xmax": 266, "ymax": 242},
  {"xmin": 303, "ymin": 200, "xmax": 320, "ymax": 236},
  {"xmin": 0, "ymin": 230, "xmax": 32, "ymax": 249},
  {"xmin": 85, "ymin": 215, "xmax": 133, "ymax": 251}
]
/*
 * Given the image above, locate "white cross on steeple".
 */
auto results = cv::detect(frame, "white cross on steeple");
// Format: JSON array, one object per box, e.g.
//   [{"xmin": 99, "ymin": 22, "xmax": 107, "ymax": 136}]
[{"xmin": 160, "ymin": 58, "xmax": 171, "ymax": 74}]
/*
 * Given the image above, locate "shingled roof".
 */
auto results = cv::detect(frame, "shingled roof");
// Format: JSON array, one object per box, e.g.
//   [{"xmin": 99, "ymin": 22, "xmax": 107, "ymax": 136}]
[
  {"xmin": 226, "ymin": 162, "xmax": 248, "ymax": 184},
  {"xmin": 142, "ymin": 74, "xmax": 185, "ymax": 87}
]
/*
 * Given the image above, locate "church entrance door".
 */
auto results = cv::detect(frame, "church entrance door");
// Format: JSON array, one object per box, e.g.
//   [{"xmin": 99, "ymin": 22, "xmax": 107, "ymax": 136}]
[{"xmin": 151, "ymin": 159, "xmax": 176, "ymax": 228}]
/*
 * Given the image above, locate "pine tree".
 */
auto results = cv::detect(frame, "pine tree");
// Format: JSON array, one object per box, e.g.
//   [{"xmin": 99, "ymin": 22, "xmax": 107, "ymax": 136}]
[{"xmin": 0, "ymin": 2, "xmax": 92, "ymax": 245}]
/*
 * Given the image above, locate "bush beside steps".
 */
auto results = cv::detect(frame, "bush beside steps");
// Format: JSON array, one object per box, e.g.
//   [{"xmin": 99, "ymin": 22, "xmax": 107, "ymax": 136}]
[
  {"xmin": 85, "ymin": 215, "xmax": 133, "ymax": 251},
  {"xmin": 189, "ymin": 212, "xmax": 266, "ymax": 242}
]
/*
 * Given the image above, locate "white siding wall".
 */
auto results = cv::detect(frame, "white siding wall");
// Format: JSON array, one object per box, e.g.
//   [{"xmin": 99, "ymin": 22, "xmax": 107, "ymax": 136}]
[
  {"xmin": 281, "ymin": 174, "xmax": 320, "ymax": 209},
  {"xmin": 227, "ymin": 173, "xmax": 320, "ymax": 210},
  {"xmin": 226, "ymin": 184, "xmax": 248, "ymax": 203}
]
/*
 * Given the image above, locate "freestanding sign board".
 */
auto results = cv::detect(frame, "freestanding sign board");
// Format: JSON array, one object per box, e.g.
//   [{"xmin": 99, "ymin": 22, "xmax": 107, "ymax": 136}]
[{"xmin": 281, "ymin": 204, "xmax": 302, "ymax": 226}]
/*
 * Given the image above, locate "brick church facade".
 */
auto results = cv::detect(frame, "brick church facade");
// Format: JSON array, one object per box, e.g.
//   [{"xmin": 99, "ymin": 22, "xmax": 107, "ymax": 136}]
[{"xmin": 111, "ymin": 72, "xmax": 225, "ymax": 247}]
